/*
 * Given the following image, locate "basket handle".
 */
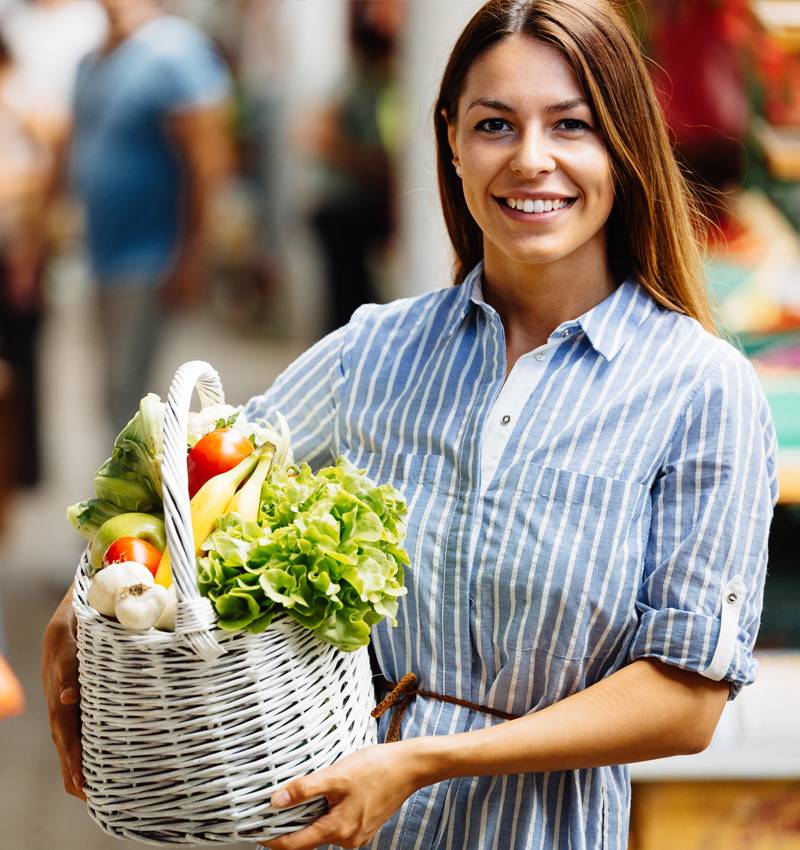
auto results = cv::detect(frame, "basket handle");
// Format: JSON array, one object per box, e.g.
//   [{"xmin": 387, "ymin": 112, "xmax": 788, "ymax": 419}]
[{"xmin": 161, "ymin": 360, "xmax": 227, "ymax": 662}]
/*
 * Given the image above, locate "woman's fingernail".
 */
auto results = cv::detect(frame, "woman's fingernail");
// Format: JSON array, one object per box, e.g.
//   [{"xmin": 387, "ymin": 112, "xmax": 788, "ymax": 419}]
[
  {"xmin": 271, "ymin": 790, "xmax": 291, "ymax": 808},
  {"xmin": 60, "ymin": 687, "xmax": 78, "ymax": 704}
]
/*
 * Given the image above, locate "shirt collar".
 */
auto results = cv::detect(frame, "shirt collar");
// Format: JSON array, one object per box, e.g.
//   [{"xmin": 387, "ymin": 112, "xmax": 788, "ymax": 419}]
[{"xmin": 459, "ymin": 261, "xmax": 655, "ymax": 361}]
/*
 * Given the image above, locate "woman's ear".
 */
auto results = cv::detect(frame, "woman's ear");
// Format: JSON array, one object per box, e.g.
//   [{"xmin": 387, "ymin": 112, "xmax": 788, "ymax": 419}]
[{"xmin": 442, "ymin": 108, "xmax": 460, "ymax": 164}]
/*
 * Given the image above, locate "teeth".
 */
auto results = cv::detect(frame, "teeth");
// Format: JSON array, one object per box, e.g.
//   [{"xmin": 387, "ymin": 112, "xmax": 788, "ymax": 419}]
[{"xmin": 505, "ymin": 197, "xmax": 570, "ymax": 213}]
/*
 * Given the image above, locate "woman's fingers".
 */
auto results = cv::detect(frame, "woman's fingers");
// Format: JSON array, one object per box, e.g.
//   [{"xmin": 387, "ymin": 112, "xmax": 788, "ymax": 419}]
[
  {"xmin": 41, "ymin": 587, "xmax": 85, "ymax": 800},
  {"xmin": 50, "ymin": 693, "xmax": 86, "ymax": 800},
  {"xmin": 260, "ymin": 745, "xmax": 418, "ymax": 849},
  {"xmin": 261, "ymin": 812, "xmax": 343, "ymax": 850},
  {"xmin": 270, "ymin": 771, "xmax": 342, "ymax": 810}
]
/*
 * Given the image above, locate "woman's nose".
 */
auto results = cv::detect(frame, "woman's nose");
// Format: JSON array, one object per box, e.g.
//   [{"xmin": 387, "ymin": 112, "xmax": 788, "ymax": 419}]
[{"xmin": 509, "ymin": 129, "xmax": 556, "ymax": 177}]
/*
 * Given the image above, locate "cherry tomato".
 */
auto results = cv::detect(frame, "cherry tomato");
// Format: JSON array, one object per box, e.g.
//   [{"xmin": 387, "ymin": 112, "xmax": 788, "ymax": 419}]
[
  {"xmin": 187, "ymin": 428, "xmax": 254, "ymax": 498},
  {"xmin": 103, "ymin": 536, "xmax": 163, "ymax": 577}
]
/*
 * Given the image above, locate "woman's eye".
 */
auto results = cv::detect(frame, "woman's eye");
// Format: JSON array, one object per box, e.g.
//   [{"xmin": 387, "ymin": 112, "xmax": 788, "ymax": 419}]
[
  {"xmin": 475, "ymin": 118, "xmax": 511, "ymax": 134},
  {"xmin": 558, "ymin": 118, "xmax": 591, "ymax": 132}
]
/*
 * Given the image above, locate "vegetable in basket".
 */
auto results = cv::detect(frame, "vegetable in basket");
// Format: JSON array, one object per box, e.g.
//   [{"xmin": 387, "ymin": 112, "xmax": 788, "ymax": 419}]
[
  {"xmin": 197, "ymin": 458, "xmax": 409, "ymax": 652},
  {"xmin": 154, "ymin": 442, "xmax": 275, "ymax": 587},
  {"xmin": 67, "ymin": 398, "xmax": 290, "ymax": 541},
  {"xmin": 93, "ymin": 393, "xmax": 165, "ymax": 512},
  {"xmin": 87, "ymin": 560, "xmax": 175, "ymax": 631},
  {"xmin": 89, "ymin": 512, "xmax": 165, "ymax": 570},
  {"xmin": 67, "ymin": 393, "xmax": 166, "ymax": 540},
  {"xmin": 103, "ymin": 537, "xmax": 162, "ymax": 577},
  {"xmin": 88, "ymin": 560, "xmax": 152, "ymax": 616},
  {"xmin": 187, "ymin": 426, "xmax": 255, "ymax": 498}
]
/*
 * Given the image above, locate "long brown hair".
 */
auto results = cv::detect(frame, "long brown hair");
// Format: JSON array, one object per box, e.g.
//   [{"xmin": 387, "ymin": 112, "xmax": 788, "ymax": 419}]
[{"xmin": 434, "ymin": 0, "xmax": 719, "ymax": 335}]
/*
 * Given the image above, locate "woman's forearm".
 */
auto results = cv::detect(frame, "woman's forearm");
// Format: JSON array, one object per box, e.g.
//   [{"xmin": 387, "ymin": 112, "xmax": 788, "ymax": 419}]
[{"xmin": 407, "ymin": 659, "xmax": 729, "ymax": 787}]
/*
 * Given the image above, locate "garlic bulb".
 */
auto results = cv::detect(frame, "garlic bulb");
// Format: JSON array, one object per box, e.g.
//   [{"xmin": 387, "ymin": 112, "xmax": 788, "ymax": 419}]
[
  {"xmin": 115, "ymin": 583, "xmax": 169, "ymax": 630},
  {"xmin": 88, "ymin": 561, "xmax": 153, "ymax": 616},
  {"xmin": 154, "ymin": 585, "xmax": 177, "ymax": 631}
]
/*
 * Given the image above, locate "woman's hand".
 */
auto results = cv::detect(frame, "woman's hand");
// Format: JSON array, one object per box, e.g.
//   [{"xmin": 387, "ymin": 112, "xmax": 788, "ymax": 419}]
[
  {"xmin": 260, "ymin": 740, "xmax": 425, "ymax": 850},
  {"xmin": 40, "ymin": 584, "xmax": 86, "ymax": 801}
]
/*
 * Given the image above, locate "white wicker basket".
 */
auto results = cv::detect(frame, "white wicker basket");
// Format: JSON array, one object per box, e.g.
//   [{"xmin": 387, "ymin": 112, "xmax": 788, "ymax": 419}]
[{"xmin": 73, "ymin": 360, "xmax": 378, "ymax": 845}]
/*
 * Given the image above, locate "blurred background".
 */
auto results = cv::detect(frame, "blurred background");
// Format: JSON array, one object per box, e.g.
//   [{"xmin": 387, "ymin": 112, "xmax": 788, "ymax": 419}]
[{"xmin": 0, "ymin": 1, "xmax": 798, "ymax": 848}]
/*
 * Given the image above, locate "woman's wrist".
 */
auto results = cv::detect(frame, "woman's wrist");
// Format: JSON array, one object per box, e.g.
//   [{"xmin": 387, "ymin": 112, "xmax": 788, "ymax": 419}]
[{"xmin": 399, "ymin": 734, "xmax": 462, "ymax": 789}]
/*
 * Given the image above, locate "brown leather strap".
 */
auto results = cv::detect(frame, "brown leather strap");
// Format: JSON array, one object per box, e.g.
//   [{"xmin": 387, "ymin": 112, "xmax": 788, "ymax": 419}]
[{"xmin": 371, "ymin": 672, "xmax": 519, "ymax": 742}]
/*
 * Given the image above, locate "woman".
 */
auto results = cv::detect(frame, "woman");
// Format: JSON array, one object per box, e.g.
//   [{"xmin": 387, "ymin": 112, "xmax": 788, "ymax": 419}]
[{"xmin": 43, "ymin": 2, "xmax": 777, "ymax": 849}]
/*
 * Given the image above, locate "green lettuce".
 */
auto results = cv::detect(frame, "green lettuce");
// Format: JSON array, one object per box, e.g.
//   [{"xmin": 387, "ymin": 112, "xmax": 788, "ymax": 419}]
[
  {"xmin": 92, "ymin": 393, "xmax": 164, "ymax": 511},
  {"xmin": 66, "ymin": 498, "xmax": 128, "ymax": 541},
  {"xmin": 67, "ymin": 394, "xmax": 165, "ymax": 535},
  {"xmin": 197, "ymin": 458, "xmax": 409, "ymax": 651}
]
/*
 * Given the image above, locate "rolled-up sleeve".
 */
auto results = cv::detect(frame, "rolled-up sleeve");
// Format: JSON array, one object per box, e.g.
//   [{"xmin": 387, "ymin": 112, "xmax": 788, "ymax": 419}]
[{"xmin": 628, "ymin": 352, "xmax": 779, "ymax": 699}]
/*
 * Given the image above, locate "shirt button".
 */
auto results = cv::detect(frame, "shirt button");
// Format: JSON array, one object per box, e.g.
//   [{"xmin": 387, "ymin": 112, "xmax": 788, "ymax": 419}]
[
  {"xmin": 561, "ymin": 329, "xmax": 572, "ymax": 337},
  {"xmin": 535, "ymin": 353, "xmax": 546, "ymax": 362},
  {"xmin": 501, "ymin": 414, "xmax": 511, "ymax": 425}
]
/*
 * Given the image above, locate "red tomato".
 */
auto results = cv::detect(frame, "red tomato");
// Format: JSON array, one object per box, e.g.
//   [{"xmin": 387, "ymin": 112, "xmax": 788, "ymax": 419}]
[
  {"xmin": 103, "ymin": 536, "xmax": 162, "ymax": 577},
  {"xmin": 187, "ymin": 428, "xmax": 254, "ymax": 498}
]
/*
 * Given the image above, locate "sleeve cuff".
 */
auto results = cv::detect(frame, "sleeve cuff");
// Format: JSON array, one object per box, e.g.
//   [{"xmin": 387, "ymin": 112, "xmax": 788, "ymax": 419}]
[{"xmin": 628, "ymin": 576, "xmax": 755, "ymax": 700}]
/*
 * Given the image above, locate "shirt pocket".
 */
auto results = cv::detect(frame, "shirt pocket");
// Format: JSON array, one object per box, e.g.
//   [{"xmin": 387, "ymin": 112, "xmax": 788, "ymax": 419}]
[{"xmin": 475, "ymin": 460, "xmax": 650, "ymax": 663}]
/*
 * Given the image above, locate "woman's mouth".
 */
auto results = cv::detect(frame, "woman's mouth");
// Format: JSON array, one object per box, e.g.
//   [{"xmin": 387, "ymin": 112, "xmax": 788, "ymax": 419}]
[{"xmin": 496, "ymin": 196, "xmax": 577, "ymax": 220}]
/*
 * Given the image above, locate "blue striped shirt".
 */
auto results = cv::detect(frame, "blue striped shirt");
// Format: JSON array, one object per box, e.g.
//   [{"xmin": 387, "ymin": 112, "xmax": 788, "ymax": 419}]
[{"xmin": 244, "ymin": 262, "xmax": 778, "ymax": 850}]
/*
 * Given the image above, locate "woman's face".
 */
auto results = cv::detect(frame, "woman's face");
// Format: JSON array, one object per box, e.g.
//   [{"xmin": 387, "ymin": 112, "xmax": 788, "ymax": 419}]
[{"xmin": 447, "ymin": 35, "xmax": 615, "ymax": 277}]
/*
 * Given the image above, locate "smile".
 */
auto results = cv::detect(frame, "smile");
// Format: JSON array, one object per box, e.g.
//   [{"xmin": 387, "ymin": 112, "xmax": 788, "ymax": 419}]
[{"xmin": 497, "ymin": 197, "xmax": 577, "ymax": 219}]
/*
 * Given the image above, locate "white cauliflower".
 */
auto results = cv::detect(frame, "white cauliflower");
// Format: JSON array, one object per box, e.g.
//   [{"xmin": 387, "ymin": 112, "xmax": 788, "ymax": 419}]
[
  {"xmin": 186, "ymin": 404, "xmax": 246, "ymax": 446},
  {"xmin": 186, "ymin": 404, "xmax": 294, "ymax": 467}
]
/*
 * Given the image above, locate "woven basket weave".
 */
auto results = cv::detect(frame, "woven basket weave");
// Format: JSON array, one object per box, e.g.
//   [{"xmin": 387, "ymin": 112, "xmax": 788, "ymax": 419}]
[{"xmin": 73, "ymin": 360, "xmax": 377, "ymax": 845}]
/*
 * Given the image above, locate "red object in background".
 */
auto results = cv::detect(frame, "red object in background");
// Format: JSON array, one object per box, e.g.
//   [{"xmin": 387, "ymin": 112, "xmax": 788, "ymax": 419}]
[
  {"xmin": 648, "ymin": 0, "xmax": 799, "ymax": 130},
  {"xmin": 103, "ymin": 536, "xmax": 162, "ymax": 577},
  {"xmin": 187, "ymin": 429, "xmax": 254, "ymax": 499},
  {"xmin": 649, "ymin": 0, "xmax": 750, "ymax": 148}
]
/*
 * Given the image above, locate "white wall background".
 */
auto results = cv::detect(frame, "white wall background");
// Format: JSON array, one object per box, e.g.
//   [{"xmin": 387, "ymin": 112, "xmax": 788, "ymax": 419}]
[{"xmin": 397, "ymin": 0, "xmax": 484, "ymax": 298}]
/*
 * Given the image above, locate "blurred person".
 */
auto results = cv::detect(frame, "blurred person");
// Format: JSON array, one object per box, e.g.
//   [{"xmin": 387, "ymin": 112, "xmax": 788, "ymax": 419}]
[
  {"xmin": 0, "ymin": 27, "xmax": 50, "ymax": 487},
  {"xmin": 0, "ymin": 0, "xmax": 106, "ymax": 146},
  {"xmin": 170, "ymin": 0, "xmax": 290, "ymax": 330},
  {"xmin": 67, "ymin": 0, "xmax": 231, "ymax": 434},
  {"xmin": 307, "ymin": 0, "xmax": 404, "ymax": 334}
]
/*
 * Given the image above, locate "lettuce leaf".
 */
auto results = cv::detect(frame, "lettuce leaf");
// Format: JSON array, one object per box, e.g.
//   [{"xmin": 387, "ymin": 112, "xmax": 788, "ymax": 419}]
[
  {"xmin": 198, "ymin": 457, "xmax": 409, "ymax": 651},
  {"xmin": 67, "ymin": 394, "xmax": 166, "ymax": 535}
]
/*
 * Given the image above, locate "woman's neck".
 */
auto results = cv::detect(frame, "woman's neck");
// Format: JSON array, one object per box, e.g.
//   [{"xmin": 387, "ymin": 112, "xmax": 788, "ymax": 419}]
[{"xmin": 481, "ymin": 243, "xmax": 617, "ymax": 357}]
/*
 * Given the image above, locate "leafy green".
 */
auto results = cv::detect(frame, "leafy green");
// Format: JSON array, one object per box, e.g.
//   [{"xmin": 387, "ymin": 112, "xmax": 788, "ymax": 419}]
[
  {"xmin": 214, "ymin": 413, "xmax": 240, "ymax": 430},
  {"xmin": 66, "ymin": 498, "xmax": 128, "ymax": 541},
  {"xmin": 91, "ymin": 393, "xmax": 164, "ymax": 512},
  {"xmin": 197, "ymin": 458, "xmax": 409, "ymax": 651},
  {"xmin": 67, "ymin": 393, "xmax": 165, "ymax": 535}
]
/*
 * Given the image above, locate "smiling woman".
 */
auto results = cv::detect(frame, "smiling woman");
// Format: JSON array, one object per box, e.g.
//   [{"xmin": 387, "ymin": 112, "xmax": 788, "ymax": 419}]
[
  {"xmin": 41, "ymin": 2, "xmax": 779, "ymax": 850},
  {"xmin": 435, "ymin": 0, "xmax": 718, "ymax": 346},
  {"xmin": 444, "ymin": 36, "xmax": 616, "ymax": 309}
]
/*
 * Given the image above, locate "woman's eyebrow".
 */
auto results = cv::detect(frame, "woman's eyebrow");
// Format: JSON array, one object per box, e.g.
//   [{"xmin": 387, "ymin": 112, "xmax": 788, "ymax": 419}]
[
  {"xmin": 543, "ymin": 97, "xmax": 588, "ymax": 113},
  {"xmin": 467, "ymin": 97, "xmax": 514, "ymax": 114},
  {"xmin": 466, "ymin": 96, "xmax": 589, "ymax": 114}
]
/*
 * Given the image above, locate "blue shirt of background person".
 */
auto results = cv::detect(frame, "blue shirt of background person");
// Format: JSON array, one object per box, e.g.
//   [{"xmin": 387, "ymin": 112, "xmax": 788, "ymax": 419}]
[{"xmin": 69, "ymin": 15, "xmax": 230, "ymax": 286}]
